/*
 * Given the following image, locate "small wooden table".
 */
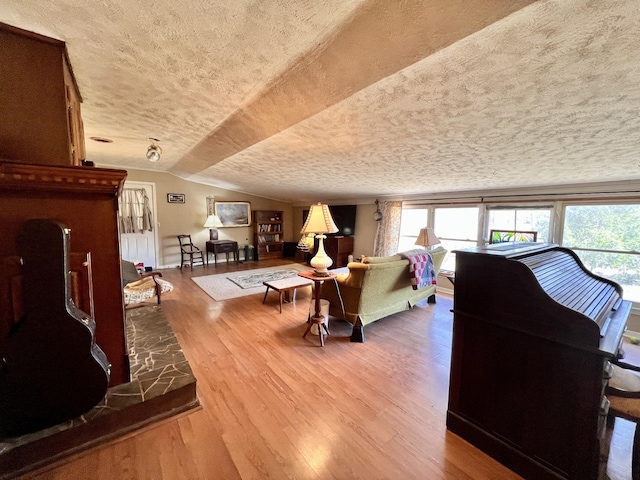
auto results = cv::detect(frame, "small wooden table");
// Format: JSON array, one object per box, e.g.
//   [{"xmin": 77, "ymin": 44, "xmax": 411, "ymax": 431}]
[
  {"xmin": 440, "ymin": 269, "xmax": 455, "ymax": 286},
  {"xmin": 298, "ymin": 270, "xmax": 337, "ymax": 346},
  {"xmin": 206, "ymin": 240, "xmax": 238, "ymax": 265},
  {"xmin": 262, "ymin": 276, "xmax": 313, "ymax": 313}
]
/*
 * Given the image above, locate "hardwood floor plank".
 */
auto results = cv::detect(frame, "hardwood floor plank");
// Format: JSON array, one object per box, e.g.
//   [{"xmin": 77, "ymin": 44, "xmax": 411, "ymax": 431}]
[{"xmin": 23, "ymin": 259, "xmax": 638, "ymax": 479}]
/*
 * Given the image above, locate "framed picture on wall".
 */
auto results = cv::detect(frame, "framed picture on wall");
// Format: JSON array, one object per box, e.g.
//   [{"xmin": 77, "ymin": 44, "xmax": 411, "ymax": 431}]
[
  {"xmin": 214, "ymin": 201, "xmax": 251, "ymax": 227},
  {"xmin": 167, "ymin": 193, "xmax": 185, "ymax": 204}
]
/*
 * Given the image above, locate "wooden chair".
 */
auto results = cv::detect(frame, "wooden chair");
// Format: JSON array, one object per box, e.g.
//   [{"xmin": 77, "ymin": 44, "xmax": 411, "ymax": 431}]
[
  {"xmin": 177, "ymin": 234, "xmax": 205, "ymax": 269},
  {"xmin": 606, "ymin": 359, "xmax": 640, "ymax": 480}
]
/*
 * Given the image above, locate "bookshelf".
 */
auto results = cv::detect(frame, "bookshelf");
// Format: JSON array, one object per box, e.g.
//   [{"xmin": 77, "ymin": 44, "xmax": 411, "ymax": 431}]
[{"xmin": 253, "ymin": 210, "xmax": 284, "ymax": 260}]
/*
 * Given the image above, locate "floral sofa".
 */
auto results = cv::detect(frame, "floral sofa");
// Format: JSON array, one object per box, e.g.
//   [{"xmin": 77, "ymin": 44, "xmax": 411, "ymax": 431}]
[{"xmin": 320, "ymin": 246, "xmax": 447, "ymax": 342}]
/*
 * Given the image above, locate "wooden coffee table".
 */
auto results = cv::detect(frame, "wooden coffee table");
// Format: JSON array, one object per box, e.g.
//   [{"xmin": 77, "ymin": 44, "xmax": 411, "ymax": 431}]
[{"xmin": 262, "ymin": 276, "xmax": 313, "ymax": 313}]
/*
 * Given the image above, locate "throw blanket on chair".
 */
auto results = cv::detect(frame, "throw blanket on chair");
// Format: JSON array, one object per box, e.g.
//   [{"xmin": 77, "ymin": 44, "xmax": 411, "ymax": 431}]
[{"xmin": 399, "ymin": 249, "xmax": 437, "ymax": 290}]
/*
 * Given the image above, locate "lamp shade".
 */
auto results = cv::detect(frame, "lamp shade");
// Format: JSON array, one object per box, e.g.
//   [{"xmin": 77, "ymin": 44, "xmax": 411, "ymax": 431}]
[
  {"xmin": 204, "ymin": 214, "xmax": 223, "ymax": 241},
  {"xmin": 415, "ymin": 227, "xmax": 440, "ymax": 248},
  {"xmin": 203, "ymin": 214, "xmax": 223, "ymax": 228},
  {"xmin": 301, "ymin": 203, "xmax": 338, "ymax": 235}
]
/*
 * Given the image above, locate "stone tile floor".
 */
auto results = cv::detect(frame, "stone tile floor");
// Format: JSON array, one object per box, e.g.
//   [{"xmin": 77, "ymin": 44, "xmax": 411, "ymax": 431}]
[{"xmin": 0, "ymin": 305, "xmax": 198, "ymax": 479}]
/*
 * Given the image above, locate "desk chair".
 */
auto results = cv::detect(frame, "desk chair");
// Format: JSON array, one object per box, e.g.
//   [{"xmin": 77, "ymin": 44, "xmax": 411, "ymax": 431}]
[
  {"xmin": 177, "ymin": 235, "xmax": 205, "ymax": 269},
  {"xmin": 606, "ymin": 359, "xmax": 640, "ymax": 480}
]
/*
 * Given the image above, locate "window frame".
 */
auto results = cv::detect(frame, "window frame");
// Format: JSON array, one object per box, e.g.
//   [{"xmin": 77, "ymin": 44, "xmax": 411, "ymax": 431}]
[
  {"xmin": 398, "ymin": 206, "xmax": 430, "ymax": 252},
  {"xmin": 484, "ymin": 204, "xmax": 554, "ymax": 244},
  {"xmin": 432, "ymin": 205, "xmax": 482, "ymax": 273},
  {"xmin": 401, "ymin": 197, "xmax": 640, "ymax": 308},
  {"xmin": 559, "ymin": 201, "xmax": 640, "ymax": 303}
]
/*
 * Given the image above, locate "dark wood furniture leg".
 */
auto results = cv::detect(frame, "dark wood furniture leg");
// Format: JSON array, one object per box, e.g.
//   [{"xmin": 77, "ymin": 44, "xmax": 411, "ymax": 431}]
[
  {"xmin": 350, "ymin": 325, "xmax": 364, "ymax": 343},
  {"xmin": 298, "ymin": 273, "xmax": 335, "ymax": 347},
  {"xmin": 262, "ymin": 285, "xmax": 271, "ymax": 305},
  {"xmin": 303, "ymin": 314, "xmax": 329, "ymax": 347},
  {"xmin": 298, "ymin": 271, "xmax": 336, "ymax": 346}
]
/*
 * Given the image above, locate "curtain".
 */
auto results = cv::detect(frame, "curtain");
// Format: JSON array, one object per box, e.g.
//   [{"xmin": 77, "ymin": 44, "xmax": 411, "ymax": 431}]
[
  {"xmin": 119, "ymin": 188, "xmax": 153, "ymax": 234},
  {"xmin": 373, "ymin": 201, "xmax": 403, "ymax": 257}
]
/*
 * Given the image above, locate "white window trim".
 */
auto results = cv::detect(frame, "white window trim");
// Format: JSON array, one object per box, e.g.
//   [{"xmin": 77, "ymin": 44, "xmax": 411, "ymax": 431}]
[{"xmin": 403, "ymin": 197, "xmax": 640, "ymax": 311}]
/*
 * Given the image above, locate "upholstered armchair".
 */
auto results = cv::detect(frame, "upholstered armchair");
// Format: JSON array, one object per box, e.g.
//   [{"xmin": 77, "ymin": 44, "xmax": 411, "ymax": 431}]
[
  {"xmin": 320, "ymin": 246, "xmax": 447, "ymax": 342},
  {"xmin": 121, "ymin": 260, "xmax": 173, "ymax": 307}
]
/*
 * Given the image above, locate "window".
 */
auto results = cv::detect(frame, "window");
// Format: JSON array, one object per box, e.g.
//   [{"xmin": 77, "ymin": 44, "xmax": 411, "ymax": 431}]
[
  {"xmin": 400, "ymin": 198, "xmax": 640, "ymax": 305},
  {"xmin": 434, "ymin": 207, "xmax": 479, "ymax": 271},
  {"xmin": 563, "ymin": 204, "xmax": 640, "ymax": 302},
  {"xmin": 398, "ymin": 208, "xmax": 428, "ymax": 252},
  {"xmin": 486, "ymin": 207, "xmax": 551, "ymax": 243}
]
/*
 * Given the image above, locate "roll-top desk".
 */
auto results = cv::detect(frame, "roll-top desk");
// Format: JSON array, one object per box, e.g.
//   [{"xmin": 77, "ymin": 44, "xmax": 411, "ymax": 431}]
[{"xmin": 447, "ymin": 242, "xmax": 630, "ymax": 479}]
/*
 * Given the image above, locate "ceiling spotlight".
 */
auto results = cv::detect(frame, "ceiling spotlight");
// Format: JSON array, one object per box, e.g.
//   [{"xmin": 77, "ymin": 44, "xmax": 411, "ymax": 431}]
[{"xmin": 146, "ymin": 138, "xmax": 162, "ymax": 163}]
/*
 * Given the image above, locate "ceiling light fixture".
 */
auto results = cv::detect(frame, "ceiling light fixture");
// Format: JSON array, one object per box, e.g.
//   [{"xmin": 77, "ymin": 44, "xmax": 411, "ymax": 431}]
[{"xmin": 146, "ymin": 138, "xmax": 162, "ymax": 163}]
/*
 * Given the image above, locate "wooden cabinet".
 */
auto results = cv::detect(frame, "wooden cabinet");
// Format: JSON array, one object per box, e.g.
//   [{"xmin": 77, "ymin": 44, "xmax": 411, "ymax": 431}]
[
  {"xmin": 254, "ymin": 210, "xmax": 284, "ymax": 260},
  {"xmin": 318, "ymin": 236, "xmax": 354, "ymax": 268},
  {"xmin": 0, "ymin": 162, "xmax": 129, "ymax": 387},
  {"xmin": 0, "ymin": 22, "xmax": 85, "ymax": 167},
  {"xmin": 64, "ymin": 62, "xmax": 86, "ymax": 166}
]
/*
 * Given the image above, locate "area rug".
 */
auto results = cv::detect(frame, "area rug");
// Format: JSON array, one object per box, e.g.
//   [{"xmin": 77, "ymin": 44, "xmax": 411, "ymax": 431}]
[
  {"xmin": 228, "ymin": 268, "xmax": 300, "ymax": 289},
  {"xmin": 191, "ymin": 263, "xmax": 308, "ymax": 301}
]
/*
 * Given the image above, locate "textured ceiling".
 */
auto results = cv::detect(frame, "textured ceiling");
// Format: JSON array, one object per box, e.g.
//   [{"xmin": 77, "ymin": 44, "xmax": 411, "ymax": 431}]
[{"xmin": 1, "ymin": 0, "xmax": 640, "ymax": 203}]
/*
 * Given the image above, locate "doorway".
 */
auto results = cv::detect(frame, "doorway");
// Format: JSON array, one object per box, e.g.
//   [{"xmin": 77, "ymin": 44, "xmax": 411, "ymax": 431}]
[{"xmin": 119, "ymin": 181, "xmax": 159, "ymax": 269}]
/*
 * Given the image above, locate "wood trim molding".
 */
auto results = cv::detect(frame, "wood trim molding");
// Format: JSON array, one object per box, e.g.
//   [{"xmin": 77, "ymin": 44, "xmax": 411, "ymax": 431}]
[{"xmin": 0, "ymin": 162, "xmax": 127, "ymax": 195}]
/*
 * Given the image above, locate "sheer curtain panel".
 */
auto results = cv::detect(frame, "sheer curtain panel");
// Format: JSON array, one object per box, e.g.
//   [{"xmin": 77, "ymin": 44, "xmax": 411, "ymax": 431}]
[
  {"xmin": 119, "ymin": 188, "xmax": 153, "ymax": 234},
  {"xmin": 373, "ymin": 201, "xmax": 403, "ymax": 257}
]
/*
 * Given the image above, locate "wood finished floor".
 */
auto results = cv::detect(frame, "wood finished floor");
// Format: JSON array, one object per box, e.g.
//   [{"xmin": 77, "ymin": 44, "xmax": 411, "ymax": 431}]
[{"xmin": 25, "ymin": 259, "xmax": 640, "ymax": 480}]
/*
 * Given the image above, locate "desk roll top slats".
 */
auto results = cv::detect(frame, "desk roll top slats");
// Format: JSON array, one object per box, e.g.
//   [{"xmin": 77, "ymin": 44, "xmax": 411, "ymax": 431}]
[
  {"xmin": 519, "ymin": 249, "xmax": 622, "ymax": 328},
  {"xmin": 447, "ymin": 243, "xmax": 631, "ymax": 480}
]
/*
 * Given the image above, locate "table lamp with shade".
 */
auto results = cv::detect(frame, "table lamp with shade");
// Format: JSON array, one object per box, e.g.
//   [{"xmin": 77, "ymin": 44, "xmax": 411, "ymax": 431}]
[
  {"xmin": 415, "ymin": 227, "xmax": 440, "ymax": 250},
  {"xmin": 296, "ymin": 234, "xmax": 309, "ymax": 251},
  {"xmin": 301, "ymin": 203, "xmax": 339, "ymax": 276},
  {"xmin": 204, "ymin": 214, "xmax": 223, "ymax": 240}
]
